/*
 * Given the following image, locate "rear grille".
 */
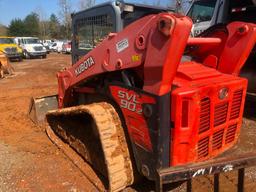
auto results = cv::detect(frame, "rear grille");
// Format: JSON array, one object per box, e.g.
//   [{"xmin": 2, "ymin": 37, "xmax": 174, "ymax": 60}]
[
  {"xmin": 196, "ymin": 88, "xmax": 244, "ymax": 160},
  {"xmin": 214, "ymin": 103, "xmax": 228, "ymax": 127},
  {"xmin": 212, "ymin": 129, "xmax": 224, "ymax": 150},
  {"xmin": 225, "ymin": 124, "xmax": 237, "ymax": 144},
  {"xmin": 199, "ymin": 98, "xmax": 210, "ymax": 134},
  {"xmin": 4, "ymin": 47, "xmax": 17, "ymax": 54},
  {"xmin": 198, "ymin": 137, "xmax": 209, "ymax": 159},
  {"xmin": 230, "ymin": 90, "xmax": 243, "ymax": 120}
]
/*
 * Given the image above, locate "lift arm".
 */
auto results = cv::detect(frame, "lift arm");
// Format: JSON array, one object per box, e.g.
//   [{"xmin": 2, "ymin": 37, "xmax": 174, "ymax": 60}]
[{"xmin": 57, "ymin": 13, "xmax": 193, "ymax": 108}]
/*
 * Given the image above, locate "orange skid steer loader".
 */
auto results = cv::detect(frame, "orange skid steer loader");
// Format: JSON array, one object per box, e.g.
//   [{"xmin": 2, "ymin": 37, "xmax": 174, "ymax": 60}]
[{"xmin": 28, "ymin": 1, "xmax": 256, "ymax": 191}]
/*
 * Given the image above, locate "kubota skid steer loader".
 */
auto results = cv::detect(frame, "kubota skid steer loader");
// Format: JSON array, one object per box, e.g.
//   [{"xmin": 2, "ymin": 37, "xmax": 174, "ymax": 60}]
[{"xmin": 28, "ymin": 1, "xmax": 256, "ymax": 191}]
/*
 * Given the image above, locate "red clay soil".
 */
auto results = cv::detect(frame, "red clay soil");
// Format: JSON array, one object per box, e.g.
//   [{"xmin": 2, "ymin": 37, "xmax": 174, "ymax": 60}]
[
  {"xmin": 0, "ymin": 53, "xmax": 255, "ymax": 192},
  {"xmin": 0, "ymin": 54, "xmax": 98, "ymax": 192}
]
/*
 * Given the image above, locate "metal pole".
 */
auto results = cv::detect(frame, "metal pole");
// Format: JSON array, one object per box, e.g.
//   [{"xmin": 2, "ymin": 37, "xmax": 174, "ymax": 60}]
[
  {"xmin": 214, "ymin": 173, "xmax": 220, "ymax": 192},
  {"xmin": 238, "ymin": 168, "xmax": 245, "ymax": 192},
  {"xmin": 187, "ymin": 179, "xmax": 192, "ymax": 192}
]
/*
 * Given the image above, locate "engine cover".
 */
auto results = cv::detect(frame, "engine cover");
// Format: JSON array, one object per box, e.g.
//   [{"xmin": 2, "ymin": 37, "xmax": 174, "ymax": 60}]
[{"xmin": 171, "ymin": 61, "xmax": 247, "ymax": 165}]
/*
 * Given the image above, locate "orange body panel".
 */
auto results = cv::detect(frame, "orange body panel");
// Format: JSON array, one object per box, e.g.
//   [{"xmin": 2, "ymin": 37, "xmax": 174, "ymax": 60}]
[{"xmin": 171, "ymin": 62, "xmax": 247, "ymax": 165}]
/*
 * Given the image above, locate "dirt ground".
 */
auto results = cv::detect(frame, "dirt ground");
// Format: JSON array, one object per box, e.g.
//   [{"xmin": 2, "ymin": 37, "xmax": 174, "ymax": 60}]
[
  {"xmin": 0, "ymin": 53, "xmax": 256, "ymax": 192},
  {"xmin": 0, "ymin": 54, "xmax": 98, "ymax": 192}
]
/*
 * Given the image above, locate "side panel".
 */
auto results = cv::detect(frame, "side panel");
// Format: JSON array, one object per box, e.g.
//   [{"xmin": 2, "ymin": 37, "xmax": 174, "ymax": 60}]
[
  {"xmin": 109, "ymin": 85, "xmax": 172, "ymax": 180},
  {"xmin": 110, "ymin": 85, "xmax": 155, "ymax": 151}
]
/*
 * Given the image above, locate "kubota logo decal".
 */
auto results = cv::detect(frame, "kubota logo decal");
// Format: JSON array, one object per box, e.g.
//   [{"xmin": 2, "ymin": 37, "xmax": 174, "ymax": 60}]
[
  {"xmin": 74, "ymin": 56, "xmax": 95, "ymax": 76},
  {"xmin": 118, "ymin": 90, "xmax": 142, "ymax": 114}
]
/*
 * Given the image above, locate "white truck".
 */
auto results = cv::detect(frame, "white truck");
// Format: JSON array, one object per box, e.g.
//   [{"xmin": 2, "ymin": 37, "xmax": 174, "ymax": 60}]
[
  {"xmin": 49, "ymin": 41, "xmax": 64, "ymax": 53},
  {"xmin": 186, "ymin": 0, "xmax": 256, "ymax": 95},
  {"xmin": 186, "ymin": 0, "xmax": 256, "ymax": 36},
  {"xmin": 14, "ymin": 37, "xmax": 47, "ymax": 59}
]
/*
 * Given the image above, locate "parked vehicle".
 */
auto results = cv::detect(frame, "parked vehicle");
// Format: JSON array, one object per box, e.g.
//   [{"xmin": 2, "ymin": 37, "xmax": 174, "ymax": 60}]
[
  {"xmin": 49, "ymin": 41, "xmax": 64, "ymax": 53},
  {"xmin": 43, "ymin": 39, "xmax": 53, "ymax": 45},
  {"xmin": 62, "ymin": 41, "xmax": 71, "ymax": 54},
  {"xmin": 187, "ymin": 0, "xmax": 256, "ymax": 36},
  {"xmin": 42, "ymin": 40, "xmax": 52, "ymax": 54},
  {"xmin": 42, "ymin": 43, "xmax": 50, "ymax": 54},
  {"xmin": 186, "ymin": 0, "xmax": 256, "ymax": 95},
  {"xmin": 0, "ymin": 36, "xmax": 23, "ymax": 61},
  {"xmin": 15, "ymin": 37, "xmax": 47, "ymax": 59}
]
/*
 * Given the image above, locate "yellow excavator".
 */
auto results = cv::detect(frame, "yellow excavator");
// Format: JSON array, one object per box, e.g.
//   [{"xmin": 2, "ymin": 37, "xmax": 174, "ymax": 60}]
[{"xmin": 0, "ymin": 51, "xmax": 14, "ymax": 78}]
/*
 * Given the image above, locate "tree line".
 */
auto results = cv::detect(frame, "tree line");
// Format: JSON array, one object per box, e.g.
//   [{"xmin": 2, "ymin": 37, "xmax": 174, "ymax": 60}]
[
  {"xmin": 7, "ymin": 13, "xmax": 63, "ymax": 39},
  {"xmin": 7, "ymin": 0, "xmax": 94, "ymax": 39},
  {"xmin": 6, "ymin": 0, "xmax": 185, "ymax": 39}
]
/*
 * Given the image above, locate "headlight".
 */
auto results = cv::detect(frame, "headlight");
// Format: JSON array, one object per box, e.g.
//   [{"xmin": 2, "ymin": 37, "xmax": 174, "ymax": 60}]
[
  {"xmin": 17, "ymin": 48, "xmax": 23, "ymax": 53},
  {"xmin": 27, "ymin": 47, "xmax": 34, "ymax": 52}
]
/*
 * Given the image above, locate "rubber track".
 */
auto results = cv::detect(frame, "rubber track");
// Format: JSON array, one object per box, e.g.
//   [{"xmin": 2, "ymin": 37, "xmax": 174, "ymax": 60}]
[{"xmin": 46, "ymin": 102, "xmax": 134, "ymax": 192}]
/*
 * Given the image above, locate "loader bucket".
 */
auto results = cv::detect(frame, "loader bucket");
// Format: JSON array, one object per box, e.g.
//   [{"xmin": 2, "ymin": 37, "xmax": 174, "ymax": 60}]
[{"xmin": 28, "ymin": 95, "xmax": 58, "ymax": 124}]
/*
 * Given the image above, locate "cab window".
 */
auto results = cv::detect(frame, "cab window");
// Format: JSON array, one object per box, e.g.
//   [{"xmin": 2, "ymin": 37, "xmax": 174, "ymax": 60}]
[
  {"xmin": 0, "ymin": 38, "xmax": 14, "ymax": 44},
  {"xmin": 187, "ymin": 0, "xmax": 217, "ymax": 23},
  {"xmin": 75, "ymin": 14, "xmax": 114, "ymax": 51},
  {"xmin": 229, "ymin": 0, "xmax": 256, "ymax": 23},
  {"xmin": 230, "ymin": 9, "xmax": 256, "ymax": 23},
  {"xmin": 122, "ymin": 7, "xmax": 168, "ymax": 27}
]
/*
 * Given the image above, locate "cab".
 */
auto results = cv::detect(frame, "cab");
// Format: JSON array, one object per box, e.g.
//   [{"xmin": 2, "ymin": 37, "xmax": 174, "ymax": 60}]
[{"xmin": 0, "ymin": 36, "xmax": 23, "ymax": 61}]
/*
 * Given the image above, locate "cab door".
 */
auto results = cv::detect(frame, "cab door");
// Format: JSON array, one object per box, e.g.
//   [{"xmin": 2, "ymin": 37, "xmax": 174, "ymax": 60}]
[{"xmin": 71, "ymin": 3, "xmax": 119, "ymax": 65}]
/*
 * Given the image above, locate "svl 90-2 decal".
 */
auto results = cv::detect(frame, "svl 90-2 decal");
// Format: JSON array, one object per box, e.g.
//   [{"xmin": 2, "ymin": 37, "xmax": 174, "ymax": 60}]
[
  {"xmin": 110, "ymin": 86, "xmax": 156, "ymax": 151},
  {"xmin": 118, "ymin": 90, "xmax": 142, "ymax": 114}
]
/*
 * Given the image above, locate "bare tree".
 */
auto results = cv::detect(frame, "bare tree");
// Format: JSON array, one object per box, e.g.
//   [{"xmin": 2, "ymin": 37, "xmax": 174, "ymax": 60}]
[
  {"xmin": 58, "ymin": 0, "xmax": 72, "ymax": 38},
  {"xmin": 34, "ymin": 6, "xmax": 47, "ymax": 39},
  {"xmin": 78, "ymin": 0, "xmax": 95, "ymax": 10}
]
